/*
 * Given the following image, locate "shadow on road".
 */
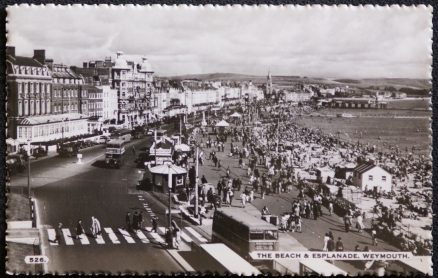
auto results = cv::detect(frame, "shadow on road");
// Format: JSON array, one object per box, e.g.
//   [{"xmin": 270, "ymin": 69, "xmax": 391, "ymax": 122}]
[{"xmin": 91, "ymin": 160, "xmax": 108, "ymax": 168}]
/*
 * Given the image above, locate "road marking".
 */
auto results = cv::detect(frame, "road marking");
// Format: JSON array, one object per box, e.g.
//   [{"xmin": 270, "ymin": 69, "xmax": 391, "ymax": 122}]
[
  {"xmin": 95, "ymin": 234, "xmax": 105, "ymax": 244},
  {"xmin": 118, "ymin": 228, "xmax": 135, "ymax": 243},
  {"xmin": 158, "ymin": 227, "xmax": 166, "ymax": 236},
  {"xmin": 136, "ymin": 230, "xmax": 150, "ymax": 243},
  {"xmin": 104, "ymin": 228, "xmax": 120, "ymax": 244},
  {"xmin": 78, "ymin": 234, "xmax": 90, "ymax": 245},
  {"xmin": 61, "ymin": 229, "xmax": 74, "ymax": 245},
  {"xmin": 82, "ymin": 153, "xmax": 105, "ymax": 164},
  {"xmin": 185, "ymin": 227, "xmax": 208, "ymax": 243},
  {"xmin": 149, "ymin": 232, "xmax": 165, "ymax": 243},
  {"xmin": 180, "ymin": 231, "xmax": 193, "ymax": 243},
  {"xmin": 47, "ymin": 229, "xmax": 58, "ymax": 246}
]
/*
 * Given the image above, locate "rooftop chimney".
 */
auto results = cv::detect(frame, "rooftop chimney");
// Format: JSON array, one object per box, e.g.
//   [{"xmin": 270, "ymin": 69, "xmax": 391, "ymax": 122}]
[
  {"xmin": 6, "ymin": 46, "xmax": 15, "ymax": 57},
  {"xmin": 33, "ymin": 49, "xmax": 46, "ymax": 65}
]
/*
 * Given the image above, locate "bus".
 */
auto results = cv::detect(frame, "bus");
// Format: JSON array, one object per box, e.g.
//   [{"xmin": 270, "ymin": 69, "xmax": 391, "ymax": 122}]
[
  {"xmin": 212, "ymin": 207, "xmax": 279, "ymax": 258},
  {"xmin": 110, "ymin": 128, "xmax": 132, "ymax": 142},
  {"xmin": 105, "ymin": 139, "xmax": 126, "ymax": 168}
]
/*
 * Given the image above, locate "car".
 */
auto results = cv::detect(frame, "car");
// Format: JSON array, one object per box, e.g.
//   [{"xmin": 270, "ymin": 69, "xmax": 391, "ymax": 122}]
[
  {"xmin": 6, "ymin": 154, "xmax": 26, "ymax": 176},
  {"xmin": 135, "ymin": 151, "xmax": 150, "ymax": 168}
]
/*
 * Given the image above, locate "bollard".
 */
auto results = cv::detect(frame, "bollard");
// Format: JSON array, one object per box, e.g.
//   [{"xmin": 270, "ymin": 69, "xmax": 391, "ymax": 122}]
[{"xmin": 77, "ymin": 153, "xmax": 83, "ymax": 164}]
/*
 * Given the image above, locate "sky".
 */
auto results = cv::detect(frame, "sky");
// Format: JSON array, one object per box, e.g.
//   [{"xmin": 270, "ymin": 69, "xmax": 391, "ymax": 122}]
[{"xmin": 6, "ymin": 4, "xmax": 433, "ymax": 79}]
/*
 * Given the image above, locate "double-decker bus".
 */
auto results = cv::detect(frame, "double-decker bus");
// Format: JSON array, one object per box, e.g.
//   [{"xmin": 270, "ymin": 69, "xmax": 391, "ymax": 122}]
[
  {"xmin": 105, "ymin": 139, "xmax": 126, "ymax": 168},
  {"xmin": 212, "ymin": 207, "xmax": 279, "ymax": 259},
  {"xmin": 110, "ymin": 128, "xmax": 132, "ymax": 142}
]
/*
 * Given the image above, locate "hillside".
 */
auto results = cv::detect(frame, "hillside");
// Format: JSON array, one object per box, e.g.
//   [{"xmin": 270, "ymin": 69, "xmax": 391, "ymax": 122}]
[{"xmin": 163, "ymin": 73, "xmax": 431, "ymax": 91}]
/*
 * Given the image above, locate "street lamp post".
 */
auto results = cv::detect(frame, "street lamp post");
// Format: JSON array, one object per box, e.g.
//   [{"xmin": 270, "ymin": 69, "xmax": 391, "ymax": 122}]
[
  {"xmin": 194, "ymin": 146, "xmax": 199, "ymax": 217},
  {"xmin": 27, "ymin": 139, "xmax": 31, "ymax": 199},
  {"xmin": 167, "ymin": 164, "xmax": 173, "ymax": 249}
]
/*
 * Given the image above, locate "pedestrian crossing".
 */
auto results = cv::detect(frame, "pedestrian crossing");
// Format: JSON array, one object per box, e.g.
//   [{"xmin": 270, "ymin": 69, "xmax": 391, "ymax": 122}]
[{"xmin": 46, "ymin": 226, "xmax": 208, "ymax": 247}]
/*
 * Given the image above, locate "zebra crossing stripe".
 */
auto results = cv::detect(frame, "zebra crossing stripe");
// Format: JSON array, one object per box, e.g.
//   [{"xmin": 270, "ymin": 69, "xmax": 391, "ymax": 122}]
[
  {"xmin": 61, "ymin": 228, "xmax": 74, "ymax": 245},
  {"xmin": 104, "ymin": 228, "xmax": 120, "ymax": 244},
  {"xmin": 150, "ymin": 232, "xmax": 165, "ymax": 243},
  {"xmin": 78, "ymin": 234, "xmax": 90, "ymax": 245},
  {"xmin": 136, "ymin": 230, "xmax": 150, "ymax": 243},
  {"xmin": 118, "ymin": 228, "xmax": 135, "ymax": 243},
  {"xmin": 185, "ymin": 227, "xmax": 208, "ymax": 243},
  {"xmin": 47, "ymin": 229, "xmax": 58, "ymax": 245},
  {"xmin": 157, "ymin": 227, "xmax": 166, "ymax": 236},
  {"xmin": 180, "ymin": 231, "xmax": 193, "ymax": 243},
  {"xmin": 95, "ymin": 234, "xmax": 105, "ymax": 244}
]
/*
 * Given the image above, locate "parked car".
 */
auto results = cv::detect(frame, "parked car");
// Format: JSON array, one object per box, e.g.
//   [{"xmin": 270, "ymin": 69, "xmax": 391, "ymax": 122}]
[
  {"xmin": 57, "ymin": 143, "xmax": 79, "ymax": 157},
  {"xmin": 32, "ymin": 146, "xmax": 48, "ymax": 159},
  {"xmin": 6, "ymin": 154, "xmax": 26, "ymax": 176},
  {"xmin": 135, "ymin": 151, "xmax": 150, "ymax": 168}
]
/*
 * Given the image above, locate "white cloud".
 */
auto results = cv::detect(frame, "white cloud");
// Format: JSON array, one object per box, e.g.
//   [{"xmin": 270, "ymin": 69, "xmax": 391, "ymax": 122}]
[{"xmin": 6, "ymin": 5, "xmax": 433, "ymax": 78}]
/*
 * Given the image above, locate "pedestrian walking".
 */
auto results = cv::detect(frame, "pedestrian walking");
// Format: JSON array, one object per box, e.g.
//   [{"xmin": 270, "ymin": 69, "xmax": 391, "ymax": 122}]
[
  {"xmin": 133, "ymin": 211, "xmax": 142, "ymax": 232},
  {"xmin": 329, "ymin": 201, "xmax": 334, "ymax": 216},
  {"xmin": 138, "ymin": 211, "xmax": 143, "ymax": 230},
  {"xmin": 313, "ymin": 202, "xmax": 319, "ymax": 220},
  {"xmin": 356, "ymin": 214, "xmax": 364, "ymax": 233},
  {"xmin": 75, "ymin": 220, "xmax": 84, "ymax": 239},
  {"xmin": 372, "ymin": 228, "xmax": 378, "ymax": 246},
  {"xmin": 344, "ymin": 213, "xmax": 351, "ymax": 233},
  {"xmin": 91, "ymin": 216, "xmax": 102, "ymax": 238},
  {"xmin": 125, "ymin": 212, "xmax": 132, "ymax": 232},
  {"xmin": 55, "ymin": 223, "xmax": 63, "ymax": 243},
  {"xmin": 323, "ymin": 232, "xmax": 330, "ymax": 251},
  {"xmin": 295, "ymin": 216, "xmax": 302, "ymax": 233},
  {"xmin": 151, "ymin": 216, "xmax": 158, "ymax": 233},
  {"xmin": 228, "ymin": 188, "xmax": 234, "ymax": 205},
  {"xmin": 336, "ymin": 237, "xmax": 344, "ymax": 251},
  {"xmin": 240, "ymin": 192, "xmax": 247, "ymax": 208},
  {"xmin": 327, "ymin": 236, "xmax": 335, "ymax": 252}
]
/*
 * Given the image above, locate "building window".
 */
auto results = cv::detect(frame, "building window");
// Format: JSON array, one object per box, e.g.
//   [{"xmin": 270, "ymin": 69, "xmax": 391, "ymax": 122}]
[
  {"xmin": 46, "ymin": 100, "xmax": 51, "ymax": 113},
  {"xmin": 18, "ymin": 127, "xmax": 23, "ymax": 139},
  {"xmin": 41, "ymin": 101, "xmax": 46, "ymax": 114},
  {"xmin": 17, "ymin": 83, "xmax": 22, "ymax": 95},
  {"xmin": 36, "ymin": 100, "xmax": 40, "ymax": 115},
  {"xmin": 382, "ymin": 176, "xmax": 386, "ymax": 182},
  {"xmin": 368, "ymin": 175, "xmax": 373, "ymax": 181},
  {"xmin": 18, "ymin": 100, "xmax": 23, "ymax": 116},
  {"xmin": 24, "ymin": 100, "xmax": 29, "ymax": 115}
]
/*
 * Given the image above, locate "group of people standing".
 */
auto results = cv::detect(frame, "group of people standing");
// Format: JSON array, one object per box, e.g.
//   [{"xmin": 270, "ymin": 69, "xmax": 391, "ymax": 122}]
[{"xmin": 125, "ymin": 211, "xmax": 144, "ymax": 232}]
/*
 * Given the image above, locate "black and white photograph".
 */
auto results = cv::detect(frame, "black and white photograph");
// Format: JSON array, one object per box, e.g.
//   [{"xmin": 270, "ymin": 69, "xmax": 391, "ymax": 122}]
[{"xmin": 5, "ymin": 4, "xmax": 433, "ymax": 275}]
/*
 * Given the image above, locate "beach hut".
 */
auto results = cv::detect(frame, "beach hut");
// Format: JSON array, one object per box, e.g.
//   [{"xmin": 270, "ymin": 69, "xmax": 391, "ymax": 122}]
[
  {"xmin": 353, "ymin": 163, "xmax": 392, "ymax": 193},
  {"xmin": 148, "ymin": 162, "xmax": 187, "ymax": 193}
]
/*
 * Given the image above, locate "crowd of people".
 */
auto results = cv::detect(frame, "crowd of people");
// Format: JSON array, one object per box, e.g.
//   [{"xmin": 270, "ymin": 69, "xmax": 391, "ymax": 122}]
[{"xmin": 183, "ymin": 99, "xmax": 431, "ymax": 256}]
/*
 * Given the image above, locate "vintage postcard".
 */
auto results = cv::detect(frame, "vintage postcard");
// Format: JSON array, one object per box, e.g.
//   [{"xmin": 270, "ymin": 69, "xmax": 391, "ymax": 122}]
[{"xmin": 5, "ymin": 4, "xmax": 433, "ymax": 275}]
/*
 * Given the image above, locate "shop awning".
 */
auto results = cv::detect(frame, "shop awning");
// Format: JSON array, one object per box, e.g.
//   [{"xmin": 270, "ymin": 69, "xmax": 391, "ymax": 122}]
[{"xmin": 149, "ymin": 163, "xmax": 187, "ymax": 175}]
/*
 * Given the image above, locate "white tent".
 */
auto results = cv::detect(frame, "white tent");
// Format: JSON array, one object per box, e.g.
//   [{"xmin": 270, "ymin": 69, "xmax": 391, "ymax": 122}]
[
  {"xmin": 215, "ymin": 120, "xmax": 230, "ymax": 127},
  {"xmin": 230, "ymin": 112, "xmax": 242, "ymax": 118}
]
